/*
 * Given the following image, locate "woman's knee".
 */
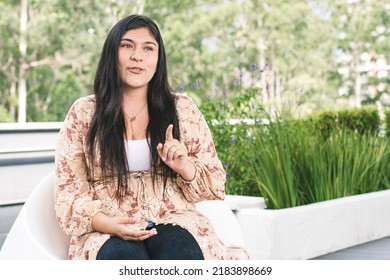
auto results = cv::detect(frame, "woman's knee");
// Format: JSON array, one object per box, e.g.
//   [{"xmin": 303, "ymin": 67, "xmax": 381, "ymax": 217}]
[
  {"xmin": 96, "ymin": 236, "xmax": 150, "ymax": 260},
  {"xmin": 146, "ymin": 224, "xmax": 204, "ymax": 260}
]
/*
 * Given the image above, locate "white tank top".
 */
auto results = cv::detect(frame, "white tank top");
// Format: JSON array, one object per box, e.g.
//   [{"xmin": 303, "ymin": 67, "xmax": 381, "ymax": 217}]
[{"xmin": 124, "ymin": 139, "xmax": 151, "ymax": 171}]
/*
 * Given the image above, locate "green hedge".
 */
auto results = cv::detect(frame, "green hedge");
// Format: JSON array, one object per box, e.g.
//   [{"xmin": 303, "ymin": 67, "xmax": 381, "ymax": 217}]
[
  {"xmin": 313, "ymin": 107, "xmax": 380, "ymax": 138},
  {"xmin": 386, "ymin": 110, "xmax": 390, "ymax": 137},
  {"xmin": 338, "ymin": 107, "xmax": 380, "ymax": 135}
]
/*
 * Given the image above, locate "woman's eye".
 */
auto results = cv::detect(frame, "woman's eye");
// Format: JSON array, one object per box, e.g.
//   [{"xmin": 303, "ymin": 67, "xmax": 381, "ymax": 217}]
[
  {"xmin": 121, "ymin": 44, "xmax": 132, "ymax": 48},
  {"xmin": 144, "ymin": 47, "xmax": 153, "ymax": 51}
]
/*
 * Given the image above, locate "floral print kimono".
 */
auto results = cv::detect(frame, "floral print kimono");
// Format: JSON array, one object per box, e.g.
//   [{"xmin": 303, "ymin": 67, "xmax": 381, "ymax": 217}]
[{"xmin": 54, "ymin": 93, "xmax": 249, "ymax": 260}]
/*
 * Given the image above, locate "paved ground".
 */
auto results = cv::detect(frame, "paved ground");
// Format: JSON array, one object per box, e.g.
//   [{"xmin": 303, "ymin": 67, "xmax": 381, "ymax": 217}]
[{"xmin": 312, "ymin": 236, "xmax": 390, "ymax": 260}]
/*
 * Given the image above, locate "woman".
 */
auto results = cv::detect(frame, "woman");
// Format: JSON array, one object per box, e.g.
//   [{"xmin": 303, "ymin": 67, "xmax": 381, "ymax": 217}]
[{"xmin": 54, "ymin": 14, "xmax": 248, "ymax": 260}]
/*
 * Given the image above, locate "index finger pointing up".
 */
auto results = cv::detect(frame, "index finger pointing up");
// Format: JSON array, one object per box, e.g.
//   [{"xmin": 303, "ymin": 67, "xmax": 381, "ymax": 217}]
[{"xmin": 165, "ymin": 124, "xmax": 174, "ymax": 141}]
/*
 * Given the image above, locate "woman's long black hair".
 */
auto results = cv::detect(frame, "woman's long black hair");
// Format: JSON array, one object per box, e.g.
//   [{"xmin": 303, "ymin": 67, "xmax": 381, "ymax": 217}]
[{"xmin": 87, "ymin": 14, "xmax": 180, "ymax": 199}]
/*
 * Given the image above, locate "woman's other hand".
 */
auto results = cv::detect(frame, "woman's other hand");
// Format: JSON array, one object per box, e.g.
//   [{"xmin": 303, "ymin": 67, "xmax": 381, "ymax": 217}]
[{"xmin": 92, "ymin": 212, "xmax": 157, "ymax": 241}]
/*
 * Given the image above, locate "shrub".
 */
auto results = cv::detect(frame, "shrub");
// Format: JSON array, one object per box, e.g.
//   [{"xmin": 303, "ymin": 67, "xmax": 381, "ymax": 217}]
[
  {"xmin": 313, "ymin": 111, "xmax": 338, "ymax": 139},
  {"xmin": 247, "ymin": 117, "xmax": 390, "ymax": 209},
  {"xmin": 200, "ymin": 87, "xmax": 266, "ymax": 196},
  {"xmin": 313, "ymin": 107, "xmax": 380, "ymax": 138},
  {"xmin": 337, "ymin": 107, "xmax": 380, "ymax": 135}
]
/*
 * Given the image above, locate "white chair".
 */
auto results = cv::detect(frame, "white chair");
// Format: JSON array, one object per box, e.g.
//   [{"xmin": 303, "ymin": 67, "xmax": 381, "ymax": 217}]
[
  {"xmin": 196, "ymin": 200, "xmax": 245, "ymax": 248},
  {"xmin": 0, "ymin": 172, "xmax": 70, "ymax": 259},
  {"xmin": 0, "ymin": 171, "xmax": 245, "ymax": 259}
]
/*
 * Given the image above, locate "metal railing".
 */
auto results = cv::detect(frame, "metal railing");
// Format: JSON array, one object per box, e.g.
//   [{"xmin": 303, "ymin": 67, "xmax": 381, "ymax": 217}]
[
  {"xmin": 0, "ymin": 122, "xmax": 63, "ymax": 132},
  {"xmin": 0, "ymin": 146, "xmax": 55, "ymax": 167}
]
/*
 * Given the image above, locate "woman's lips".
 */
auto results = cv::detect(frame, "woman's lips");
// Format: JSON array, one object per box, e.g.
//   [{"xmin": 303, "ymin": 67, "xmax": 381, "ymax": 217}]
[{"xmin": 128, "ymin": 67, "xmax": 144, "ymax": 74}]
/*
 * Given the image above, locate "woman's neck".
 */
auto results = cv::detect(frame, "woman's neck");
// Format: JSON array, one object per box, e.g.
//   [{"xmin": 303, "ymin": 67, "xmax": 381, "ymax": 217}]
[
  {"xmin": 122, "ymin": 89, "xmax": 147, "ymax": 110},
  {"xmin": 122, "ymin": 87, "xmax": 148, "ymax": 103}
]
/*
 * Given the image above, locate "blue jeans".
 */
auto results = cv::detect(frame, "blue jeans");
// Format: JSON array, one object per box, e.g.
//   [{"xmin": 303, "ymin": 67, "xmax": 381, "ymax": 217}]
[{"xmin": 96, "ymin": 223, "xmax": 204, "ymax": 260}]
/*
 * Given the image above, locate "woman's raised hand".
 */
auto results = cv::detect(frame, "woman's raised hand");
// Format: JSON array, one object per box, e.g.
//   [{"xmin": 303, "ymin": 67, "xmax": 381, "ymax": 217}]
[{"xmin": 157, "ymin": 124, "xmax": 195, "ymax": 181}]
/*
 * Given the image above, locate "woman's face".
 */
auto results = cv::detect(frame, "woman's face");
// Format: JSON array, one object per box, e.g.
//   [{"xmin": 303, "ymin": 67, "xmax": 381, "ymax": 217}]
[{"xmin": 118, "ymin": 27, "xmax": 159, "ymax": 93}]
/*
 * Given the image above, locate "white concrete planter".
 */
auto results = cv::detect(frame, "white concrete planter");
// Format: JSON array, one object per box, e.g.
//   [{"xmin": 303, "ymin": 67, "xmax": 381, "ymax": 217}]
[{"xmin": 228, "ymin": 190, "xmax": 390, "ymax": 260}]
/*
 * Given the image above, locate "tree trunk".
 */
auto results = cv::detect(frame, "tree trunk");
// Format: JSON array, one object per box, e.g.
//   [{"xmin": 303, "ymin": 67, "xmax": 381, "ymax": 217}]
[
  {"xmin": 132, "ymin": 0, "xmax": 145, "ymax": 14},
  {"xmin": 10, "ymin": 66, "xmax": 17, "ymax": 119},
  {"xmin": 352, "ymin": 44, "xmax": 362, "ymax": 108},
  {"xmin": 18, "ymin": 0, "xmax": 28, "ymax": 123}
]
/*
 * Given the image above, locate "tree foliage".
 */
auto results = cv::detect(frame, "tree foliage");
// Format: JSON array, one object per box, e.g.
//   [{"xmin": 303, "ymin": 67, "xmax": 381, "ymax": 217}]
[{"xmin": 0, "ymin": 0, "xmax": 388, "ymax": 122}]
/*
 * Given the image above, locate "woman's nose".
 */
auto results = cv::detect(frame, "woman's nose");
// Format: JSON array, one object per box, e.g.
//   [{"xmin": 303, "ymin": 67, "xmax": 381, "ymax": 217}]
[{"xmin": 130, "ymin": 50, "xmax": 142, "ymax": 61}]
